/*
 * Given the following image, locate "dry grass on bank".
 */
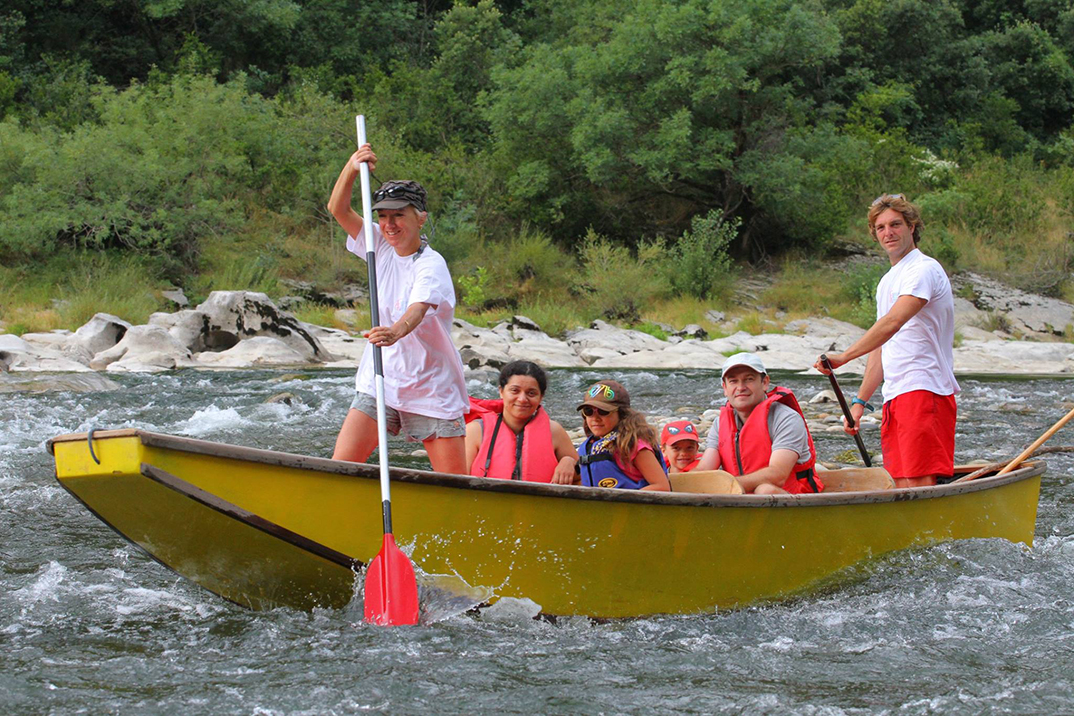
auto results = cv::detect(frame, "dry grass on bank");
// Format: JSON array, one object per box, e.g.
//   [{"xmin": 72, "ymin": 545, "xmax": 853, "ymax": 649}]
[{"xmin": 0, "ymin": 254, "xmax": 166, "ymax": 335}]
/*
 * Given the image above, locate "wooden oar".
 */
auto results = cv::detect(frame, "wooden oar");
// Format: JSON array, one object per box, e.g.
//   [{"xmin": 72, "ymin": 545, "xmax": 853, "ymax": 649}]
[
  {"xmin": 356, "ymin": 115, "xmax": 419, "ymax": 626},
  {"xmin": 954, "ymin": 405, "xmax": 1074, "ymax": 483},
  {"xmin": 819, "ymin": 354, "xmax": 872, "ymax": 467}
]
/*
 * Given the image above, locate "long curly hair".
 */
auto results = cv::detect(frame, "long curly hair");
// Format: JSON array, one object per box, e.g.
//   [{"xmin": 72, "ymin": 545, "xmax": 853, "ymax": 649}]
[{"xmin": 584, "ymin": 406, "xmax": 659, "ymax": 465}]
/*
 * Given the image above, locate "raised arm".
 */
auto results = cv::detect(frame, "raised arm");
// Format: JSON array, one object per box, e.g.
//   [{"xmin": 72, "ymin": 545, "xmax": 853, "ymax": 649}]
[{"xmin": 326, "ymin": 144, "xmax": 377, "ymax": 239}]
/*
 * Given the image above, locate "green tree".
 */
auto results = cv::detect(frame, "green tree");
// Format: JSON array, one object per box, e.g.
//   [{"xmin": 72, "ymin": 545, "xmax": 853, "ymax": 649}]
[{"xmin": 484, "ymin": 0, "xmax": 846, "ymax": 253}]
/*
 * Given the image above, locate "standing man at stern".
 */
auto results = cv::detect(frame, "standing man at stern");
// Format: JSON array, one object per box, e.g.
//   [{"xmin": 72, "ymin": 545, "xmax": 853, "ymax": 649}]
[
  {"xmin": 697, "ymin": 353, "xmax": 821, "ymax": 495},
  {"xmin": 814, "ymin": 194, "xmax": 959, "ymax": 488}
]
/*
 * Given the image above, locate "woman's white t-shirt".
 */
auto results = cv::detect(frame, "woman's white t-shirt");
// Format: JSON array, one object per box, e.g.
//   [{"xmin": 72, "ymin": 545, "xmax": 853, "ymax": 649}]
[
  {"xmin": 346, "ymin": 225, "xmax": 468, "ymax": 419},
  {"xmin": 875, "ymin": 248, "xmax": 960, "ymax": 403}
]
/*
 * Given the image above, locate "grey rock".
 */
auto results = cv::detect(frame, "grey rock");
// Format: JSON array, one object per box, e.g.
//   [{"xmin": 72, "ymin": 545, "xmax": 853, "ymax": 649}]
[
  {"xmin": 334, "ymin": 309, "xmax": 359, "ymax": 327},
  {"xmin": 460, "ymin": 346, "xmax": 509, "ymax": 370},
  {"xmin": 148, "ymin": 310, "xmax": 221, "ymax": 352},
  {"xmin": 565, "ymin": 322, "xmax": 666, "ymax": 359},
  {"xmin": 194, "ymin": 336, "xmax": 315, "ymax": 367},
  {"xmin": 675, "ymin": 324, "xmax": 708, "ymax": 340},
  {"xmin": 264, "ymin": 392, "xmax": 298, "ymax": 405},
  {"xmin": 809, "ymin": 389, "xmax": 837, "ymax": 404},
  {"xmin": 705, "ymin": 310, "xmax": 726, "ymax": 323},
  {"xmin": 341, "ymin": 284, "xmax": 367, "ymax": 304},
  {"xmin": 161, "ymin": 288, "xmax": 189, "ymax": 308},
  {"xmin": 91, "ymin": 325, "xmax": 194, "ymax": 371},
  {"xmin": 0, "ymin": 372, "xmax": 122, "ymax": 394},
  {"xmin": 0, "ymin": 334, "xmax": 94, "ymax": 373},
  {"xmin": 195, "ymin": 291, "xmax": 327, "ymax": 360},
  {"xmin": 954, "ymin": 272, "xmax": 1074, "ymax": 336},
  {"xmin": 509, "ymin": 315, "xmax": 542, "ymax": 332},
  {"xmin": 277, "ymin": 296, "xmax": 305, "ymax": 311},
  {"xmin": 72, "ymin": 313, "xmax": 131, "ymax": 355}
]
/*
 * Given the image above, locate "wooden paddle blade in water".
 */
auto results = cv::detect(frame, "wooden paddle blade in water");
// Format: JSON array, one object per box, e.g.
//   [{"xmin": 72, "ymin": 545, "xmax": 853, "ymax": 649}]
[{"xmin": 363, "ymin": 534, "xmax": 420, "ymax": 626}]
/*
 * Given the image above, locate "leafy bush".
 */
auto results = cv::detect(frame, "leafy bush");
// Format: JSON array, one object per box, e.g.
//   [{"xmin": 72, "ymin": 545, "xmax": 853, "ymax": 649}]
[
  {"xmin": 577, "ymin": 229, "xmax": 670, "ymax": 323},
  {"xmin": 841, "ymin": 263, "xmax": 888, "ymax": 328},
  {"xmin": 666, "ymin": 211, "xmax": 737, "ymax": 300},
  {"xmin": 456, "ymin": 266, "xmax": 489, "ymax": 307},
  {"xmin": 482, "ymin": 226, "xmax": 577, "ymax": 307}
]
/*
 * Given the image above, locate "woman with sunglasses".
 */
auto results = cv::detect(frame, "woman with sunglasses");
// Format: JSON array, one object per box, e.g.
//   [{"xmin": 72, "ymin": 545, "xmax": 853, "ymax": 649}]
[
  {"xmin": 326, "ymin": 144, "xmax": 469, "ymax": 474},
  {"xmin": 465, "ymin": 361, "xmax": 579, "ymax": 484},
  {"xmin": 575, "ymin": 380, "xmax": 670, "ymax": 491}
]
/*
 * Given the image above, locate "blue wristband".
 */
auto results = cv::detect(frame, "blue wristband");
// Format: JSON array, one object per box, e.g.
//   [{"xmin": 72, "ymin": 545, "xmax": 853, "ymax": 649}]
[{"xmin": 851, "ymin": 397, "xmax": 875, "ymax": 412}]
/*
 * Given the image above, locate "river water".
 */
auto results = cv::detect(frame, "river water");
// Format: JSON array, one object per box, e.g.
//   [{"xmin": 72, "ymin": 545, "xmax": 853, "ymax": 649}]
[{"xmin": 3, "ymin": 368, "xmax": 1074, "ymax": 714}]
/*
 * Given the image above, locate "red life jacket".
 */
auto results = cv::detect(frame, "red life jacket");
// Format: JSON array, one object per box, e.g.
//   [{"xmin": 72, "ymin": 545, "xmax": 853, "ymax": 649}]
[
  {"xmin": 469, "ymin": 403, "xmax": 559, "ymax": 482},
  {"xmin": 716, "ymin": 386, "xmax": 823, "ymax": 494}
]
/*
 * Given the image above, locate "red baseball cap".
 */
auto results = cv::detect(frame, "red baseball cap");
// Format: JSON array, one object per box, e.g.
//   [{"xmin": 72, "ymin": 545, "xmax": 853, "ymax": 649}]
[{"xmin": 661, "ymin": 420, "xmax": 699, "ymax": 446}]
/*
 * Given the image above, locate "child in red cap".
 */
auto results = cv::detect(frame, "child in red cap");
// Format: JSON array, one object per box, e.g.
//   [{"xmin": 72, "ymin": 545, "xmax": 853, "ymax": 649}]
[{"xmin": 660, "ymin": 420, "xmax": 701, "ymax": 473}]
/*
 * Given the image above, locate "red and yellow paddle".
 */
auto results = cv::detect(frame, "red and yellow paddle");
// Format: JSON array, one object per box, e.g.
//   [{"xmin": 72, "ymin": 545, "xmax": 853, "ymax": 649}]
[{"xmin": 355, "ymin": 114, "xmax": 420, "ymax": 626}]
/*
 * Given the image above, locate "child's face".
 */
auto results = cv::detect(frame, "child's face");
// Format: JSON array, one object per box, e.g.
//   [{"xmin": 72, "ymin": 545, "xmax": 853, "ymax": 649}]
[
  {"xmin": 584, "ymin": 407, "xmax": 620, "ymax": 438},
  {"xmin": 663, "ymin": 440, "xmax": 699, "ymax": 471}
]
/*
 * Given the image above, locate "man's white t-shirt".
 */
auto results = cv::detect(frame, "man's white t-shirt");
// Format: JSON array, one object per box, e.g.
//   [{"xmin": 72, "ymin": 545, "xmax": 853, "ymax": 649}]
[
  {"xmin": 876, "ymin": 248, "xmax": 959, "ymax": 402},
  {"xmin": 347, "ymin": 225, "xmax": 468, "ymax": 419}
]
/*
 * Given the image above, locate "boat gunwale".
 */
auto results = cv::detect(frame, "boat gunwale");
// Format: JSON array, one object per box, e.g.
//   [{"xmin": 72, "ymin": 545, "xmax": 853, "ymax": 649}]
[{"xmin": 49, "ymin": 429, "xmax": 1045, "ymax": 509}]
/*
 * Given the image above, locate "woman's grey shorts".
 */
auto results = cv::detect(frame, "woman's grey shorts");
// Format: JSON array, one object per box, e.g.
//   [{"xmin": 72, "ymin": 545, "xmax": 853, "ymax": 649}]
[{"xmin": 349, "ymin": 392, "xmax": 466, "ymax": 442}]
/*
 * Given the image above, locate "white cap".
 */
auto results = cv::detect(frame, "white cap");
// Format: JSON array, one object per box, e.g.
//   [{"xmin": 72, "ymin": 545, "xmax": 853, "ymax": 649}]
[{"xmin": 721, "ymin": 352, "xmax": 767, "ymax": 379}]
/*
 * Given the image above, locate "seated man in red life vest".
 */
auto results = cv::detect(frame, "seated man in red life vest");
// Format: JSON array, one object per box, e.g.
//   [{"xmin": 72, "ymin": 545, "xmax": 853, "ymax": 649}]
[
  {"xmin": 660, "ymin": 419, "xmax": 702, "ymax": 473},
  {"xmin": 696, "ymin": 353, "xmax": 823, "ymax": 494}
]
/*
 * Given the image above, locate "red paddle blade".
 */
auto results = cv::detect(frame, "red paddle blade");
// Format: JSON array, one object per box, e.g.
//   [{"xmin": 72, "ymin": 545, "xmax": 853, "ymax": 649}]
[{"xmin": 363, "ymin": 534, "xmax": 420, "ymax": 626}]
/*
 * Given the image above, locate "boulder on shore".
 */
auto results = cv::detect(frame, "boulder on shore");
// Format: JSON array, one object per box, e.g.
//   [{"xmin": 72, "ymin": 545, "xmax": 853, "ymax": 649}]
[
  {"xmin": 72, "ymin": 313, "xmax": 131, "ymax": 355},
  {"xmin": 90, "ymin": 325, "xmax": 195, "ymax": 372},
  {"xmin": 195, "ymin": 336, "xmax": 315, "ymax": 367}
]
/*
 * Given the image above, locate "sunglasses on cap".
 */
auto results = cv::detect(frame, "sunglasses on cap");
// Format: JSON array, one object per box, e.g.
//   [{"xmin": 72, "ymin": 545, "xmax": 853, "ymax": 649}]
[
  {"xmin": 665, "ymin": 424, "xmax": 696, "ymax": 435},
  {"xmin": 871, "ymin": 193, "xmax": 904, "ymax": 206},
  {"xmin": 373, "ymin": 184, "xmax": 426, "ymax": 210},
  {"xmin": 588, "ymin": 384, "xmax": 616, "ymax": 400},
  {"xmin": 581, "ymin": 406, "xmax": 612, "ymax": 417}
]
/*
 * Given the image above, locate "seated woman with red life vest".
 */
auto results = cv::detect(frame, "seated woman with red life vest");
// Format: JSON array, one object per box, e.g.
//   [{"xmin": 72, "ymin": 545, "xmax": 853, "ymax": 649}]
[
  {"xmin": 660, "ymin": 419, "xmax": 701, "ymax": 473},
  {"xmin": 696, "ymin": 353, "xmax": 824, "ymax": 495},
  {"xmin": 464, "ymin": 361, "xmax": 579, "ymax": 483},
  {"xmin": 576, "ymin": 380, "xmax": 671, "ymax": 491}
]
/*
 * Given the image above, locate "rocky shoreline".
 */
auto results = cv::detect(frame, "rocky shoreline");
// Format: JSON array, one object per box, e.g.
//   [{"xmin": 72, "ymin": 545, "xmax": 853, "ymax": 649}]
[{"xmin": 2, "ymin": 274, "xmax": 1073, "ymax": 384}]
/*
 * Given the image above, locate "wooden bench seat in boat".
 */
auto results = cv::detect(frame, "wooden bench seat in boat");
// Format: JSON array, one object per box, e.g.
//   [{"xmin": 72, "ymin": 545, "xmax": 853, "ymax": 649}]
[{"xmin": 670, "ymin": 467, "xmax": 897, "ymax": 494}]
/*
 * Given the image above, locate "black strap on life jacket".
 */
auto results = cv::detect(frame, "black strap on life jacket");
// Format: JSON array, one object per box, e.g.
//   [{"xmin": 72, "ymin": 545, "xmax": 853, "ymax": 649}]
[{"xmin": 483, "ymin": 412, "xmax": 533, "ymax": 481}]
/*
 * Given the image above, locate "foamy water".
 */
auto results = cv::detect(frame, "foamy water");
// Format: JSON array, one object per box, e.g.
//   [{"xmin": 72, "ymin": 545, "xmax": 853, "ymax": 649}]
[{"xmin": 2, "ymin": 369, "xmax": 1073, "ymax": 713}]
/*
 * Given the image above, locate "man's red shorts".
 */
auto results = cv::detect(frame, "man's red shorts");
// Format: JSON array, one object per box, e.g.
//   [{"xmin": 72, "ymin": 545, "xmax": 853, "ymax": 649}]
[{"xmin": 881, "ymin": 390, "xmax": 957, "ymax": 479}]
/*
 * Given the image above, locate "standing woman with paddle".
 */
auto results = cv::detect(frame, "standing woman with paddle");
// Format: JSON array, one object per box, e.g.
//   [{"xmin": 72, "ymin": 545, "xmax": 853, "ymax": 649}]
[{"xmin": 327, "ymin": 143, "xmax": 469, "ymax": 474}]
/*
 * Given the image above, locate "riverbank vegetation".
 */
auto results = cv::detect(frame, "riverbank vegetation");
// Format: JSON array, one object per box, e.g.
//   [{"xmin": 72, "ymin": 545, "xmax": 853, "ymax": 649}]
[{"xmin": 1, "ymin": 0, "xmax": 1072, "ymax": 337}]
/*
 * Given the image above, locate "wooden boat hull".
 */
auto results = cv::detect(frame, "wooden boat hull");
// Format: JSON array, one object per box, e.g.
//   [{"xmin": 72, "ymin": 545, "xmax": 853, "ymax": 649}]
[{"xmin": 49, "ymin": 430, "xmax": 1044, "ymax": 618}]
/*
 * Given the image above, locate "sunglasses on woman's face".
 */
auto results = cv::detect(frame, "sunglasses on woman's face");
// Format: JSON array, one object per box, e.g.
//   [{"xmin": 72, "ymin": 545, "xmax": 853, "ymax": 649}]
[{"xmin": 581, "ymin": 406, "xmax": 611, "ymax": 417}]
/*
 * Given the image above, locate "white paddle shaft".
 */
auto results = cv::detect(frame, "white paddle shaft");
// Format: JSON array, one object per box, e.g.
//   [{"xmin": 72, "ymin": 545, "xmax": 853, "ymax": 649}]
[{"xmin": 356, "ymin": 115, "xmax": 393, "ymax": 508}]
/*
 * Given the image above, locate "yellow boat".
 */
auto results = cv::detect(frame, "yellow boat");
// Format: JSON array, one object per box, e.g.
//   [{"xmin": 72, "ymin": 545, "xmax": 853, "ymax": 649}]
[{"xmin": 48, "ymin": 429, "xmax": 1044, "ymax": 618}]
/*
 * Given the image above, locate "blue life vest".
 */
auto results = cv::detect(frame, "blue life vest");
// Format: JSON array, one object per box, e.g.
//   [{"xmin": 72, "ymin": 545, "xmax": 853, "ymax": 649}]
[{"xmin": 577, "ymin": 436, "xmax": 667, "ymax": 490}]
